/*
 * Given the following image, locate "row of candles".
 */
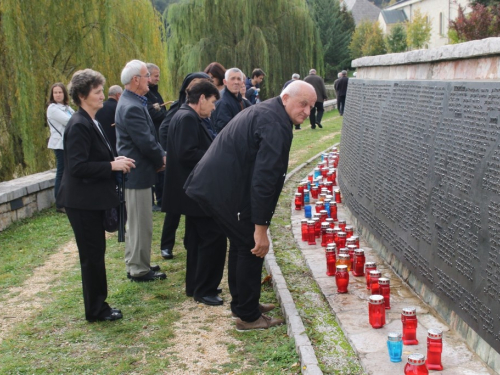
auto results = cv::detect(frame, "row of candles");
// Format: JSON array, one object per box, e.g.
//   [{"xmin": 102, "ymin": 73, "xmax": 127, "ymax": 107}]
[{"xmin": 295, "ymin": 151, "xmax": 443, "ymax": 374}]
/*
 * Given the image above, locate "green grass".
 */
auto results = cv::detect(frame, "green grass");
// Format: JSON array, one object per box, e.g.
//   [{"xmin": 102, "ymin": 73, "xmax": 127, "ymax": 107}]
[{"xmin": 0, "ymin": 109, "xmax": 363, "ymax": 374}]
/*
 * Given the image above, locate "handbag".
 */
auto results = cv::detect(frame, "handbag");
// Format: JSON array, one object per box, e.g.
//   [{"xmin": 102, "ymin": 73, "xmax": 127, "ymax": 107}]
[{"xmin": 103, "ymin": 206, "xmax": 120, "ymax": 233}]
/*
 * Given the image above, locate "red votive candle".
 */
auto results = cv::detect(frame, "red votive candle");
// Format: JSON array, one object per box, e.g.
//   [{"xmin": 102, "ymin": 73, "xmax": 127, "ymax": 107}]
[
  {"xmin": 426, "ymin": 328, "xmax": 443, "ymax": 371},
  {"xmin": 307, "ymin": 221, "xmax": 316, "ymax": 245},
  {"xmin": 326, "ymin": 247, "xmax": 336, "ymax": 276},
  {"xmin": 338, "ymin": 219, "xmax": 346, "ymax": 231},
  {"xmin": 345, "ymin": 225, "xmax": 354, "ymax": 238},
  {"xmin": 294, "ymin": 193, "xmax": 302, "ymax": 210},
  {"xmin": 378, "ymin": 277, "xmax": 390, "ymax": 309},
  {"xmin": 352, "ymin": 248, "xmax": 365, "ymax": 276},
  {"xmin": 365, "ymin": 262, "xmax": 377, "ymax": 289},
  {"xmin": 330, "ymin": 202, "xmax": 338, "ymax": 220},
  {"xmin": 404, "ymin": 354, "xmax": 428, "ymax": 375},
  {"xmin": 368, "ymin": 295, "xmax": 386, "ymax": 328},
  {"xmin": 337, "ymin": 231, "xmax": 347, "ymax": 249},
  {"xmin": 402, "ymin": 307, "xmax": 419, "ymax": 345},
  {"xmin": 321, "ymin": 222, "xmax": 329, "ymax": 247},
  {"xmin": 335, "ymin": 265, "xmax": 349, "ymax": 293},
  {"xmin": 334, "ymin": 188, "xmax": 341, "ymax": 203},
  {"xmin": 369, "ymin": 270, "xmax": 382, "ymax": 295},
  {"xmin": 301, "ymin": 219, "xmax": 308, "ymax": 242}
]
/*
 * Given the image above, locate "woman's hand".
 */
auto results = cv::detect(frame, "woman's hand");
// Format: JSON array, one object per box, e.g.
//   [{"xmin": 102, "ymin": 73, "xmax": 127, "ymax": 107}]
[{"xmin": 111, "ymin": 156, "xmax": 135, "ymax": 173}]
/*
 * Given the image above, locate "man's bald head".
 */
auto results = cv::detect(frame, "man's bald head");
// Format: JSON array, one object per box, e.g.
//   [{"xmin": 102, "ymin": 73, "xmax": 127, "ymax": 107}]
[{"xmin": 280, "ymin": 81, "xmax": 317, "ymax": 125}]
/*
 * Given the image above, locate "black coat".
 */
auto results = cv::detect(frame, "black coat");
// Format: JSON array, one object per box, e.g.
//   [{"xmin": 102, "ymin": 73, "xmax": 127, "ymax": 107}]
[
  {"xmin": 185, "ymin": 96, "xmax": 293, "ymax": 226},
  {"xmin": 145, "ymin": 84, "xmax": 167, "ymax": 135},
  {"xmin": 56, "ymin": 108, "xmax": 118, "ymax": 210},
  {"xmin": 210, "ymin": 88, "xmax": 244, "ymax": 134},
  {"xmin": 334, "ymin": 76, "xmax": 349, "ymax": 97},
  {"xmin": 162, "ymin": 104, "xmax": 214, "ymax": 216},
  {"xmin": 95, "ymin": 98, "xmax": 118, "ymax": 154}
]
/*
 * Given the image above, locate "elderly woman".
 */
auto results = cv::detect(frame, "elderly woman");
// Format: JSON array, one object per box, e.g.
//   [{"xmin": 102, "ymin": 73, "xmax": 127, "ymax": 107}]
[
  {"xmin": 47, "ymin": 82, "xmax": 74, "ymax": 213},
  {"xmin": 57, "ymin": 69, "xmax": 135, "ymax": 322}
]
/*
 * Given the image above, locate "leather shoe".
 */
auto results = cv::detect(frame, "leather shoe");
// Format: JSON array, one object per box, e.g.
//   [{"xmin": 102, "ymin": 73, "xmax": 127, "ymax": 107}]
[
  {"xmin": 127, "ymin": 266, "xmax": 161, "ymax": 279},
  {"xmin": 161, "ymin": 248, "xmax": 173, "ymax": 259},
  {"xmin": 194, "ymin": 295, "xmax": 223, "ymax": 306},
  {"xmin": 88, "ymin": 311, "xmax": 123, "ymax": 322},
  {"xmin": 152, "ymin": 205, "xmax": 162, "ymax": 212},
  {"xmin": 110, "ymin": 307, "xmax": 122, "ymax": 314},
  {"xmin": 316, "ymin": 122, "xmax": 323, "ymax": 128},
  {"xmin": 130, "ymin": 270, "xmax": 166, "ymax": 282},
  {"xmin": 311, "ymin": 125, "xmax": 316, "ymax": 129},
  {"xmin": 217, "ymin": 288, "xmax": 222, "ymax": 294}
]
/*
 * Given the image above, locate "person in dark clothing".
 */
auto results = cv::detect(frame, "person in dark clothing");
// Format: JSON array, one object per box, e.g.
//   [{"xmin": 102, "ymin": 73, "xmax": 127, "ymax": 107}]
[
  {"xmin": 334, "ymin": 70, "xmax": 349, "ymax": 116},
  {"xmin": 162, "ymin": 79, "xmax": 226, "ymax": 306},
  {"xmin": 282, "ymin": 73, "xmax": 300, "ymax": 91},
  {"xmin": 210, "ymin": 67, "xmax": 245, "ymax": 134},
  {"xmin": 245, "ymin": 68, "xmax": 265, "ymax": 104},
  {"xmin": 96, "ymin": 85, "xmax": 122, "ymax": 155},
  {"xmin": 158, "ymin": 72, "xmax": 212, "ymax": 260},
  {"xmin": 145, "ymin": 63, "xmax": 168, "ymax": 211},
  {"xmin": 303, "ymin": 68, "xmax": 328, "ymax": 129},
  {"xmin": 185, "ymin": 80, "xmax": 317, "ymax": 330}
]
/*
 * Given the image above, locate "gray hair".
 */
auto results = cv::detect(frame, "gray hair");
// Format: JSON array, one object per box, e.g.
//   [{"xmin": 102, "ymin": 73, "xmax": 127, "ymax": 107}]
[
  {"xmin": 68, "ymin": 69, "xmax": 105, "ymax": 106},
  {"xmin": 121, "ymin": 59, "xmax": 146, "ymax": 85},
  {"xmin": 146, "ymin": 63, "xmax": 160, "ymax": 73},
  {"xmin": 292, "ymin": 73, "xmax": 300, "ymax": 79},
  {"xmin": 108, "ymin": 85, "xmax": 123, "ymax": 97},
  {"xmin": 224, "ymin": 67, "xmax": 243, "ymax": 80},
  {"xmin": 309, "ymin": 69, "xmax": 316, "ymax": 75},
  {"xmin": 342, "ymin": 70, "xmax": 347, "ymax": 76},
  {"xmin": 280, "ymin": 80, "xmax": 315, "ymax": 99}
]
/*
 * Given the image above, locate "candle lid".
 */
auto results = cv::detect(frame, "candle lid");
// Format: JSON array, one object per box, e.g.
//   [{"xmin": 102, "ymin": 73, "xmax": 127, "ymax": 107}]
[
  {"xmin": 303, "ymin": 189, "xmax": 309, "ymax": 193},
  {"xmin": 347, "ymin": 244, "xmax": 357, "ymax": 250},
  {"xmin": 369, "ymin": 295, "xmax": 384, "ymax": 304},
  {"xmin": 321, "ymin": 222, "xmax": 329, "ymax": 228},
  {"xmin": 407, "ymin": 353, "xmax": 426, "ymax": 365},
  {"xmin": 427, "ymin": 328, "xmax": 443, "ymax": 339},
  {"xmin": 301, "ymin": 219, "xmax": 308, "ymax": 223},
  {"xmin": 378, "ymin": 277, "xmax": 390, "ymax": 285},
  {"xmin": 334, "ymin": 188, "xmax": 340, "ymax": 192},
  {"xmin": 313, "ymin": 213, "xmax": 321, "ymax": 218},
  {"xmin": 338, "ymin": 232, "xmax": 347, "ymax": 238},
  {"xmin": 336, "ymin": 265, "xmax": 348, "ymax": 271},
  {"xmin": 369, "ymin": 270, "xmax": 381, "ymax": 277},
  {"xmin": 350, "ymin": 235, "xmax": 359, "ymax": 240},
  {"xmin": 345, "ymin": 225, "xmax": 353, "ymax": 230},
  {"xmin": 326, "ymin": 243, "xmax": 337, "ymax": 250},
  {"xmin": 338, "ymin": 219, "xmax": 346, "ymax": 224},
  {"xmin": 387, "ymin": 332, "xmax": 402, "ymax": 341},
  {"xmin": 295, "ymin": 192, "xmax": 302, "ymax": 196},
  {"xmin": 346, "ymin": 238, "xmax": 356, "ymax": 245},
  {"xmin": 354, "ymin": 248, "xmax": 365, "ymax": 255},
  {"xmin": 320, "ymin": 210, "xmax": 328, "ymax": 215},
  {"xmin": 338, "ymin": 248, "xmax": 349, "ymax": 255},
  {"xmin": 326, "ymin": 228, "xmax": 334, "ymax": 233},
  {"xmin": 315, "ymin": 201, "xmax": 324, "ymax": 206},
  {"xmin": 338, "ymin": 254, "xmax": 350, "ymax": 259},
  {"xmin": 329, "ymin": 201, "xmax": 336, "ymax": 206},
  {"xmin": 307, "ymin": 220, "xmax": 315, "ymax": 225},
  {"xmin": 402, "ymin": 307, "xmax": 417, "ymax": 316},
  {"xmin": 325, "ymin": 218, "xmax": 334, "ymax": 223},
  {"xmin": 312, "ymin": 218, "xmax": 320, "ymax": 222},
  {"xmin": 326, "ymin": 246, "xmax": 336, "ymax": 253}
]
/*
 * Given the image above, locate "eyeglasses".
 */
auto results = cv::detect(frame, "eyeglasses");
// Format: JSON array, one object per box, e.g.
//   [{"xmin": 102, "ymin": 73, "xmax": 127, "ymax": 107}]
[{"xmin": 136, "ymin": 72, "xmax": 151, "ymax": 79}]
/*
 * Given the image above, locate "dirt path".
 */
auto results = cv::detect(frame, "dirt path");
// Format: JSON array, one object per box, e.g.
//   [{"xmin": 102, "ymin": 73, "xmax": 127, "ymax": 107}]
[{"xmin": 288, "ymin": 130, "xmax": 341, "ymax": 168}]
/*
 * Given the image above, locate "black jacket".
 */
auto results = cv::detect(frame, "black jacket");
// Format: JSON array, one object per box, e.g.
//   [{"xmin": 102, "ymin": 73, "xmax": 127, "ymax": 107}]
[
  {"xmin": 95, "ymin": 98, "xmax": 118, "ymax": 154},
  {"xmin": 211, "ymin": 88, "xmax": 244, "ymax": 134},
  {"xmin": 185, "ymin": 96, "xmax": 293, "ymax": 226},
  {"xmin": 145, "ymin": 84, "xmax": 167, "ymax": 135},
  {"xmin": 56, "ymin": 108, "xmax": 118, "ymax": 210},
  {"xmin": 162, "ymin": 104, "xmax": 214, "ymax": 216},
  {"xmin": 334, "ymin": 76, "xmax": 349, "ymax": 97}
]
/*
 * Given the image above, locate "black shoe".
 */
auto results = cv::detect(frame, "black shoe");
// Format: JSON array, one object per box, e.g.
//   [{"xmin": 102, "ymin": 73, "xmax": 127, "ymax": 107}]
[
  {"xmin": 187, "ymin": 288, "xmax": 221, "ymax": 297},
  {"xmin": 152, "ymin": 205, "xmax": 162, "ymax": 212},
  {"xmin": 88, "ymin": 311, "xmax": 123, "ymax": 322},
  {"xmin": 194, "ymin": 295, "xmax": 223, "ymax": 306},
  {"xmin": 217, "ymin": 288, "xmax": 222, "ymax": 294},
  {"xmin": 127, "ymin": 265, "xmax": 161, "ymax": 279},
  {"xmin": 130, "ymin": 270, "xmax": 166, "ymax": 282},
  {"xmin": 316, "ymin": 122, "xmax": 323, "ymax": 128},
  {"xmin": 311, "ymin": 125, "xmax": 316, "ymax": 129},
  {"xmin": 111, "ymin": 307, "xmax": 122, "ymax": 314},
  {"xmin": 161, "ymin": 248, "xmax": 173, "ymax": 259},
  {"xmin": 294, "ymin": 126, "xmax": 301, "ymax": 130}
]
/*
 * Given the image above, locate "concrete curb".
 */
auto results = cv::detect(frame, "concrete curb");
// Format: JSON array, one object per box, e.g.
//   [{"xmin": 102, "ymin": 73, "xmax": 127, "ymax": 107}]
[{"xmin": 265, "ymin": 146, "xmax": 337, "ymax": 375}]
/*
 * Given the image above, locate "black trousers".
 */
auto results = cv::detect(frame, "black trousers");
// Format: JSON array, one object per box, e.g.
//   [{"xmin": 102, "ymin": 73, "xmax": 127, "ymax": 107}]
[
  {"xmin": 65, "ymin": 207, "xmax": 111, "ymax": 321},
  {"xmin": 337, "ymin": 95, "xmax": 346, "ymax": 115},
  {"xmin": 213, "ymin": 215, "xmax": 264, "ymax": 322},
  {"xmin": 184, "ymin": 216, "xmax": 227, "ymax": 297},
  {"xmin": 309, "ymin": 101, "xmax": 324, "ymax": 127},
  {"xmin": 160, "ymin": 212, "xmax": 181, "ymax": 251},
  {"xmin": 152, "ymin": 170, "xmax": 165, "ymax": 206}
]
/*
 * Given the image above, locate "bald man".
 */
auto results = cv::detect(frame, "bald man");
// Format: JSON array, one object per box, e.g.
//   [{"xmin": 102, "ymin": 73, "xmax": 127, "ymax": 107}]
[{"xmin": 185, "ymin": 81, "xmax": 317, "ymax": 331}]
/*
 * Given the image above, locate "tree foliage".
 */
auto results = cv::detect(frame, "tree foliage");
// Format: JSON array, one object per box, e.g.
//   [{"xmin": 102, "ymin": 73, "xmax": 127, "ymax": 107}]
[
  {"xmin": 385, "ymin": 23, "xmax": 407, "ymax": 53},
  {"xmin": 449, "ymin": 4, "xmax": 500, "ymax": 43},
  {"xmin": 406, "ymin": 9, "xmax": 431, "ymax": 49},
  {"xmin": 0, "ymin": 0, "xmax": 167, "ymax": 181},
  {"xmin": 471, "ymin": 0, "xmax": 500, "ymax": 6},
  {"xmin": 349, "ymin": 21, "xmax": 385, "ymax": 59},
  {"xmin": 166, "ymin": 0, "xmax": 323, "ymax": 99},
  {"xmin": 308, "ymin": 0, "xmax": 356, "ymax": 80}
]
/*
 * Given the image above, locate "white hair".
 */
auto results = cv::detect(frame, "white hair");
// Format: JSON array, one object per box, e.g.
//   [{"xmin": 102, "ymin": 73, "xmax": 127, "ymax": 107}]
[
  {"xmin": 280, "ymin": 80, "xmax": 315, "ymax": 98},
  {"xmin": 309, "ymin": 69, "xmax": 316, "ymax": 75},
  {"xmin": 121, "ymin": 60, "xmax": 146, "ymax": 85},
  {"xmin": 292, "ymin": 73, "xmax": 300, "ymax": 79},
  {"xmin": 108, "ymin": 85, "xmax": 123, "ymax": 97},
  {"xmin": 224, "ymin": 67, "xmax": 243, "ymax": 80},
  {"xmin": 146, "ymin": 62, "xmax": 160, "ymax": 73}
]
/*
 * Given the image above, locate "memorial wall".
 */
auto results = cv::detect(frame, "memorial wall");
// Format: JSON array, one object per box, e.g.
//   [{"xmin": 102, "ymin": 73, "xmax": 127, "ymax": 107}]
[{"xmin": 338, "ymin": 78, "xmax": 500, "ymax": 353}]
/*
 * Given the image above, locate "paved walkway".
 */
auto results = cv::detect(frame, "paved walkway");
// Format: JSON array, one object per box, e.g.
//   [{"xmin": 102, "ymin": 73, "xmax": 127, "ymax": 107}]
[{"xmin": 270, "ymin": 152, "xmax": 497, "ymax": 374}]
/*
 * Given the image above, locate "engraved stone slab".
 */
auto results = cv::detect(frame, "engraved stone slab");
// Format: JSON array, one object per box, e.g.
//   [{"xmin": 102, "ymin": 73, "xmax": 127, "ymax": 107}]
[{"xmin": 339, "ymin": 78, "xmax": 500, "ymax": 350}]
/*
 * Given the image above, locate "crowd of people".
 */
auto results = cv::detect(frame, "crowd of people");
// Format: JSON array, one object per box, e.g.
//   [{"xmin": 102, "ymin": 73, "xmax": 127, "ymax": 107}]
[{"xmin": 47, "ymin": 60, "xmax": 332, "ymax": 330}]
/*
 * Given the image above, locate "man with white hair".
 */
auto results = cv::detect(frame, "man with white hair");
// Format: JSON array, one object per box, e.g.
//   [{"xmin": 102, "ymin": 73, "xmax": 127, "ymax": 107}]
[
  {"xmin": 185, "ymin": 80, "xmax": 317, "ymax": 331},
  {"xmin": 115, "ymin": 59, "xmax": 166, "ymax": 282},
  {"xmin": 210, "ymin": 67, "xmax": 245, "ymax": 134},
  {"xmin": 304, "ymin": 68, "xmax": 328, "ymax": 129}
]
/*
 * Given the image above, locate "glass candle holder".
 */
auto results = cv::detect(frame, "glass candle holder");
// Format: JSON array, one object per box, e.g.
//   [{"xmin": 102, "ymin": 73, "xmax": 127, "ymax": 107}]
[
  {"xmin": 301, "ymin": 219, "xmax": 308, "ymax": 242},
  {"xmin": 321, "ymin": 167, "xmax": 329, "ymax": 178},
  {"xmin": 351, "ymin": 235, "xmax": 359, "ymax": 248},
  {"xmin": 313, "ymin": 167, "xmax": 321, "ymax": 179},
  {"xmin": 379, "ymin": 278, "xmax": 391, "ymax": 309},
  {"xmin": 346, "ymin": 237, "xmax": 356, "ymax": 247},
  {"xmin": 334, "ymin": 188, "xmax": 342, "ymax": 203},
  {"xmin": 320, "ymin": 210, "xmax": 328, "ymax": 224},
  {"xmin": 338, "ymin": 254, "xmax": 351, "ymax": 271},
  {"xmin": 347, "ymin": 244, "xmax": 357, "ymax": 268},
  {"xmin": 387, "ymin": 332, "xmax": 403, "ymax": 363},
  {"xmin": 337, "ymin": 231, "xmax": 347, "ymax": 249},
  {"xmin": 402, "ymin": 307, "xmax": 419, "ymax": 345},
  {"xmin": 368, "ymin": 295, "xmax": 385, "ymax": 328},
  {"xmin": 325, "ymin": 218, "xmax": 334, "ymax": 228},
  {"xmin": 426, "ymin": 328, "xmax": 443, "ymax": 371},
  {"xmin": 311, "ymin": 185, "xmax": 319, "ymax": 199},
  {"xmin": 315, "ymin": 201, "xmax": 324, "ymax": 213},
  {"xmin": 345, "ymin": 225, "xmax": 354, "ymax": 238},
  {"xmin": 326, "ymin": 243, "xmax": 336, "ymax": 258},
  {"xmin": 326, "ymin": 247, "xmax": 336, "ymax": 276},
  {"xmin": 352, "ymin": 248, "xmax": 365, "ymax": 276},
  {"xmin": 369, "ymin": 270, "xmax": 382, "ymax": 295},
  {"xmin": 303, "ymin": 189, "xmax": 310, "ymax": 204},
  {"xmin": 321, "ymin": 222, "xmax": 329, "ymax": 247},
  {"xmin": 304, "ymin": 205, "xmax": 312, "ymax": 218},
  {"xmin": 307, "ymin": 221, "xmax": 316, "ymax": 245},
  {"xmin": 338, "ymin": 219, "xmax": 347, "ymax": 231},
  {"xmin": 325, "ymin": 181, "xmax": 333, "ymax": 194},
  {"xmin": 404, "ymin": 354, "xmax": 428, "ymax": 375},
  {"xmin": 297, "ymin": 183, "xmax": 304, "ymax": 196},
  {"xmin": 335, "ymin": 265, "xmax": 349, "ymax": 293},
  {"xmin": 365, "ymin": 262, "xmax": 377, "ymax": 289},
  {"xmin": 324, "ymin": 200, "xmax": 331, "ymax": 217},
  {"xmin": 330, "ymin": 202, "xmax": 338, "ymax": 220},
  {"xmin": 307, "ymin": 173, "xmax": 313, "ymax": 183},
  {"xmin": 326, "ymin": 228, "xmax": 334, "ymax": 245},
  {"xmin": 294, "ymin": 193, "xmax": 303, "ymax": 210},
  {"xmin": 333, "ymin": 227, "xmax": 341, "ymax": 246},
  {"xmin": 319, "ymin": 193, "xmax": 327, "ymax": 202},
  {"xmin": 313, "ymin": 217, "xmax": 321, "ymax": 238}
]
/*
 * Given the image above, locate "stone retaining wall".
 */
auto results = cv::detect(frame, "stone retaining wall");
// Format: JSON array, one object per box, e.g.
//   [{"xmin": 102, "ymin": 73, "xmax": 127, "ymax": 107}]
[{"xmin": 0, "ymin": 170, "xmax": 55, "ymax": 231}]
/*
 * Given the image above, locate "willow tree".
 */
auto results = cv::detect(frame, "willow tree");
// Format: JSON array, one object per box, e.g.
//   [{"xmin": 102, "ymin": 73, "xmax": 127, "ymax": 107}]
[
  {"xmin": 0, "ymin": 0, "xmax": 168, "ymax": 181},
  {"xmin": 165, "ymin": 0, "xmax": 323, "ymax": 99}
]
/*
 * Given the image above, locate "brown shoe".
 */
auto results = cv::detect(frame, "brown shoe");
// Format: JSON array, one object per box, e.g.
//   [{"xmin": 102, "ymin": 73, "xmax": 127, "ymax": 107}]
[
  {"xmin": 235, "ymin": 314, "xmax": 284, "ymax": 331},
  {"xmin": 231, "ymin": 303, "xmax": 276, "ymax": 319}
]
